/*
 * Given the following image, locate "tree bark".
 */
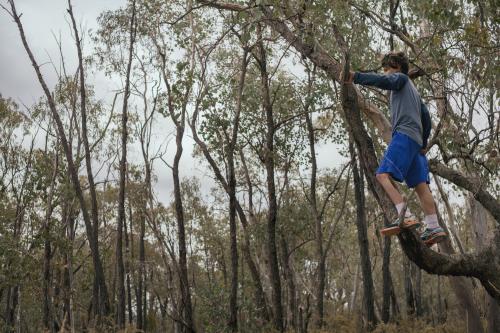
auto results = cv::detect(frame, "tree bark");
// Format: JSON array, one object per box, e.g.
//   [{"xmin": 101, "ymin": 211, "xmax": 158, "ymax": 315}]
[
  {"xmin": 137, "ymin": 206, "xmax": 146, "ymax": 330},
  {"xmin": 43, "ymin": 145, "xmax": 59, "ymax": 333},
  {"xmin": 412, "ymin": 263, "xmax": 423, "ymax": 317},
  {"xmin": 189, "ymin": 118, "xmax": 270, "ymax": 323},
  {"xmin": 125, "ymin": 203, "xmax": 133, "ymax": 325},
  {"xmin": 155, "ymin": 2, "xmax": 197, "ymax": 330},
  {"xmin": 226, "ymin": 47, "xmax": 248, "ymax": 333},
  {"xmin": 350, "ymin": 142, "xmax": 377, "ymax": 331},
  {"xmin": 116, "ymin": 0, "xmax": 136, "ymax": 328},
  {"xmin": 471, "ymin": 197, "xmax": 497, "ymax": 333},
  {"xmin": 403, "ymin": 257, "xmax": 415, "ymax": 316},
  {"xmin": 303, "ymin": 66, "xmax": 328, "ymax": 329},
  {"xmin": 257, "ymin": 23, "xmax": 284, "ymax": 332},
  {"xmin": 67, "ymin": 1, "xmax": 111, "ymax": 318},
  {"xmin": 435, "ymin": 176, "xmax": 466, "ymax": 254},
  {"xmin": 279, "ymin": 232, "xmax": 298, "ymax": 330},
  {"xmin": 381, "ymin": 237, "xmax": 392, "ymax": 323}
]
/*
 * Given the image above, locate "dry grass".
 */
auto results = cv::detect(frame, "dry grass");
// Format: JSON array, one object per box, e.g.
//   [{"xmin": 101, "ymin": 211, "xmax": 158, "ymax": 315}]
[{"xmin": 303, "ymin": 315, "xmax": 466, "ymax": 333}]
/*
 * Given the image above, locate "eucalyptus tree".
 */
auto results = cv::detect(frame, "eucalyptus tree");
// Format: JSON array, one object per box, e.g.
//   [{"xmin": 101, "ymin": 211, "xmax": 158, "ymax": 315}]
[
  {"xmin": 0, "ymin": 95, "xmax": 35, "ymax": 331},
  {"xmin": 94, "ymin": 0, "xmax": 139, "ymax": 326},
  {"xmin": 189, "ymin": 40, "xmax": 272, "ymax": 330},
  {"xmin": 143, "ymin": 1, "xmax": 200, "ymax": 330},
  {"xmin": 2, "ymin": 1, "xmax": 118, "ymax": 325},
  {"xmin": 116, "ymin": 0, "xmax": 136, "ymax": 328},
  {"xmin": 196, "ymin": 0, "xmax": 500, "ymax": 304}
]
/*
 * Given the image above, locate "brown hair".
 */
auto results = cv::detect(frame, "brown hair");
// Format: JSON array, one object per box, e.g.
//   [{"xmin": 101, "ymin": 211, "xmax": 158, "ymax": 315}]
[{"xmin": 381, "ymin": 51, "xmax": 409, "ymax": 74}]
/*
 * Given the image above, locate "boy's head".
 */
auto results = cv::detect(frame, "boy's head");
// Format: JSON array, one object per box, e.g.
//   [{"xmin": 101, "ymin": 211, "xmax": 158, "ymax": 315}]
[{"xmin": 381, "ymin": 51, "xmax": 409, "ymax": 75}]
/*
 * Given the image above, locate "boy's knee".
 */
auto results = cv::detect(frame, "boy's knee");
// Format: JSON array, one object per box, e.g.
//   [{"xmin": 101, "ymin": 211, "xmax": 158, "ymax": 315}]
[{"xmin": 376, "ymin": 173, "xmax": 390, "ymax": 183}]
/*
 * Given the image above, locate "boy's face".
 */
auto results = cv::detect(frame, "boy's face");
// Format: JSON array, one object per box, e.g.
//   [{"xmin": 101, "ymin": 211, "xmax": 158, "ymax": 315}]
[{"xmin": 383, "ymin": 65, "xmax": 400, "ymax": 75}]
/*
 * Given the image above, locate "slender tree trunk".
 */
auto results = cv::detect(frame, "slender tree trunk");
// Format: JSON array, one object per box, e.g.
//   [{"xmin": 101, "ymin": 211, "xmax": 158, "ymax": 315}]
[
  {"xmin": 435, "ymin": 176, "xmax": 466, "ymax": 254},
  {"xmin": 434, "ymin": 211, "xmax": 484, "ymax": 332},
  {"xmin": 471, "ymin": 196, "xmax": 496, "ymax": 333},
  {"xmin": 381, "ymin": 236, "xmax": 392, "ymax": 323},
  {"xmin": 302, "ymin": 66, "xmax": 326, "ymax": 328},
  {"xmin": 116, "ymin": 0, "xmax": 136, "ymax": 328},
  {"xmin": 226, "ymin": 47, "xmax": 248, "ymax": 332},
  {"xmin": 350, "ymin": 142, "xmax": 377, "ymax": 331},
  {"xmin": 436, "ymin": 276, "xmax": 446, "ymax": 323},
  {"xmin": 403, "ymin": 257, "xmax": 415, "ymax": 316},
  {"xmin": 124, "ymin": 204, "xmax": 133, "ymax": 325},
  {"xmin": 43, "ymin": 147, "xmax": 59, "ymax": 333},
  {"xmin": 156, "ymin": 1, "xmax": 196, "ymax": 329},
  {"xmin": 172, "ymin": 124, "xmax": 195, "ymax": 333},
  {"xmin": 227, "ymin": 142, "xmax": 239, "ymax": 333},
  {"xmin": 189, "ymin": 94, "xmax": 271, "ymax": 325},
  {"xmin": 487, "ymin": 298, "xmax": 500, "ymax": 333},
  {"xmin": 257, "ymin": 23, "xmax": 283, "ymax": 332},
  {"xmin": 43, "ymin": 242, "xmax": 53, "ymax": 332},
  {"xmin": 137, "ymin": 206, "xmax": 146, "ymax": 330},
  {"xmin": 349, "ymin": 263, "xmax": 360, "ymax": 314},
  {"xmin": 413, "ymin": 264, "xmax": 423, "ymax": 317},
  {"xmin": 390, "ymin": 273, "xmax": 400, "ymax": 318},
  {"xmin": 67, "ymin": 1, "xmax": 110, "ymax": 318},
  {"xmin": 375, "ymin": 216, "xmax": 398, "ymax": 323},
  {"xmin": 279, "ymin": 231, "xmax": 298, "ymax": 330},
  {"xmin": 137, "ymin": 72, "xmax": 158, "ymax": 332}
]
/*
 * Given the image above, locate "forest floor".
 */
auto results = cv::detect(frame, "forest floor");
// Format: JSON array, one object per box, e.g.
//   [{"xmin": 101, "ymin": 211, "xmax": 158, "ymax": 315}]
[{"xmin": 306, "ymin": 315, "xmax": 468, "ymax": 333}]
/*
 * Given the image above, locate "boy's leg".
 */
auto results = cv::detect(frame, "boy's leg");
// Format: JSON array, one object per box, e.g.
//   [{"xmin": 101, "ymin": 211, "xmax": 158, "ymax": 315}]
[
  {"xmin": 408, "ymin": 155, "xmax": 447, "ymax": 245},
  {"xmin": 376, "ymin": 173, "xmax": 404, "ymax": 206},
  {"xmin": 377, "ymin": 173, "xmax": 420, "ymax": 235},
  {"xmin": 376, "ymin": 133, "xmax": 422, "ymax": 236},
  {"xmin": 414, "ymin": 182, "xmax": 436, "ymax": 216}
]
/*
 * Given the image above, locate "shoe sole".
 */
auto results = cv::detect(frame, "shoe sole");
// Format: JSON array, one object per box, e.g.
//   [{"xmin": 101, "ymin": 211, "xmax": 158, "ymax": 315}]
[
  {"xmin": 380, "ymin": 220, "xmax": 421, "ymax": 236},
  {"xmin": 424, "ymin": 232, "xmax": 447, "ymax": 246}
]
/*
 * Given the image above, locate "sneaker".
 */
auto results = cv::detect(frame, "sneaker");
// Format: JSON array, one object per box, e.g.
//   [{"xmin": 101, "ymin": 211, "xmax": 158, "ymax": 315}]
[
  {"xmin": 421, "ymin": 227, "xmax": 447, "ymax": 246},
  {"xmin": 380, "ymin": 216, "xmax": 422, "ymax": 236}
]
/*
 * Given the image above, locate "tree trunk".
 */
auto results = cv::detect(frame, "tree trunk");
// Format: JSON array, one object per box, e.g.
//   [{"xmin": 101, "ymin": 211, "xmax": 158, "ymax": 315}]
[
  {"xmin": 433, "ymin": 210, "xmax": 484, "ymax": 332},
  {"xmin": 64, "ymin": 204, "xmax": 77, "ymax": 333},
  {"xmin": 435, "ymin": 177, "xmax": 466, "ymax": 254},
  {"xmin": 279, "ymin": 232, "xmax": 298, "ymax": 330},
  {"xmin": 471, "ymin": 196, "xmax": 497, "ymax": 333},
  {"xmin": 172, "ymin": 123, "xmax": 195, "ymax": 333},
  {"xmin": 257, "ymin": 23, "xmax": 283, "ymax": 332},
  {"xmin": 303, "ymin": 66, "xmax": 327, "ymax": 329},
  {"xmin": 436, "ymin": 276, "xmax": 446, "ymax": 323},
  {"xmin": 226, "ymin": 47, "xmax": 248, "ymax": 333},
  {"xmin": 189, "ymin": 101, "xmax": 270, "ymax": 325},
  {"xmin": 381, "ymin": 237, "xmax": 392, "ymax": 323},
  {"xmin": 413, "ymin": 264, "xmax": 423, "ymax": 317},
  {"xmin": 350, "ymin": 143, "xmax": 377, "ymax": 330},
  {"xmin": 125, "ymin": 204, "xmax": 133, "ymax": 325},
  {"xmin": 9, "ymin": 0, "xmax": 116, "ymax": 322},
  {"xmin": 116, "ymin": 0, "xmax": 136, "ymax": 328},
  {"xmin": 137, "ymin": 207, "xmax": 146, "ymax": 330},
  {"xmin": 67, "ymin": 1, "xmax": 110, "ymax": 318},
  {"xmin": 349, "ymin": 263, "xmax": 360, "ymax": 314},
  {"xmin": 403, "ymin": 257, "xmax": 415, "ymax": 316},
  {"xmin": 156, "ymin": 1, "xmax": 196, "ymax": 329},
  {"xmin": 43, "ymin": 147, "xmax": 58, "ymax": 332}
]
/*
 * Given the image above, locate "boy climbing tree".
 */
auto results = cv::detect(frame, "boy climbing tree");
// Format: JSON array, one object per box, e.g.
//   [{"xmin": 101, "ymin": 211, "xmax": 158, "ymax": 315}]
[{"xmin": 346, "ymin": 52, "xmax": 447, "ymax": 246}]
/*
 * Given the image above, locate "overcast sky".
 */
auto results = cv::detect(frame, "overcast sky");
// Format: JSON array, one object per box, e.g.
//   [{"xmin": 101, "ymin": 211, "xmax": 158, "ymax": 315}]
[{"xmin": 0, "ymin": 0, "xmax": 346, "ymax": 206}]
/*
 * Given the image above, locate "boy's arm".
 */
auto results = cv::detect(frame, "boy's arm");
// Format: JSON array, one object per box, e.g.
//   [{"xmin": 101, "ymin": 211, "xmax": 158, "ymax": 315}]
[
  {"xmin": 353, "ymin": 72, "xmax": 408, "ymax": 91},
  {"xmin": 421, "ymin": 101, "xmax": 432, "ymax": 150}
]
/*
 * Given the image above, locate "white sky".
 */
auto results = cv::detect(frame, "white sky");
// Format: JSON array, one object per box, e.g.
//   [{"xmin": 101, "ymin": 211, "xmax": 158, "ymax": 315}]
[{"xmin": 0, "ymin": 0, "xmax": 346, "ymax": 206}]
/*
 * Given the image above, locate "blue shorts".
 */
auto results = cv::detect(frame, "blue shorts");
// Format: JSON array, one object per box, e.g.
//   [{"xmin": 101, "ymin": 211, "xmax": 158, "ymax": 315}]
[{"xmin": 376, "ymin": 132, "xmax": 430, "ymax": 188}]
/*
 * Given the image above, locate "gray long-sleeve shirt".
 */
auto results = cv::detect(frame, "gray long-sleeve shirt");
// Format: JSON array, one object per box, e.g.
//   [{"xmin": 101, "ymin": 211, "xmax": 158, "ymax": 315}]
[{"xmin": 353, "ymin": 72, "xmax": 424, "ymax": 146}]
